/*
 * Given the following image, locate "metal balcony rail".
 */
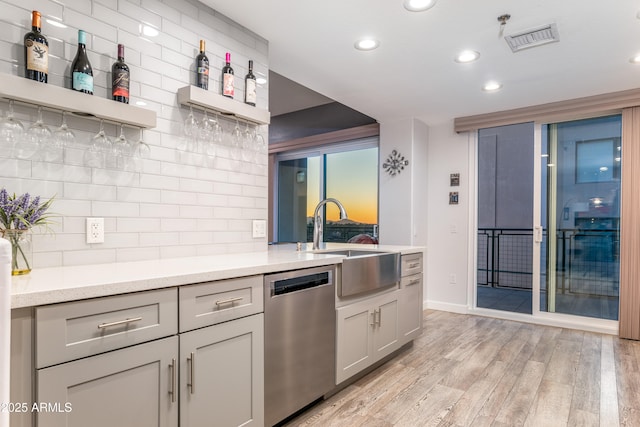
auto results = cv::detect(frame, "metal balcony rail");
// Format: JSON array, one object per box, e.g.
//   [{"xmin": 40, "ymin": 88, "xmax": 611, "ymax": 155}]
[{"xmin": 478, "ymin": 227, "xmax": 619, "ymax": 297}]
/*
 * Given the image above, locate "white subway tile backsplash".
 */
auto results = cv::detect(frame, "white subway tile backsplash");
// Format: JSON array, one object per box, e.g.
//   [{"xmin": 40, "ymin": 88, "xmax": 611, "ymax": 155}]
[
  {"xmin": 92, "ymin": 200, "xmax": 140, "ymax": 217},
  {"xmin": 1, "ymin": 0, "xmax": 269, "ymax": 268},
  {"xmin": 140, "ymin": 0, "xmax": 181, "ymax": 25},
  {"xmin": 139, "ymin": 203, "xmax": 179, "ymax": 218},
  {"xmin": 116, "ymin": 246, "xmax": 160, "ymax": 262},
  {"xmin": 63, "ymin": 248, "xmax": 117, "ymax": 265}
]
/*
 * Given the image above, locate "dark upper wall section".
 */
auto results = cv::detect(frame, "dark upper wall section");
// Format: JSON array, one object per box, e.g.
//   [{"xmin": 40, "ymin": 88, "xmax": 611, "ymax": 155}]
[{"xmin": 269, "ymin": 102, "xmax": 377, "ymax": 144}]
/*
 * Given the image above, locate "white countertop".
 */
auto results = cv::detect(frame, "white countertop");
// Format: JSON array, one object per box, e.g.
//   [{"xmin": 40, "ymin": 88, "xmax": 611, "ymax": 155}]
[{"xmin": 9, "ymin": 243, "xmax": 423, "ymax": 308}]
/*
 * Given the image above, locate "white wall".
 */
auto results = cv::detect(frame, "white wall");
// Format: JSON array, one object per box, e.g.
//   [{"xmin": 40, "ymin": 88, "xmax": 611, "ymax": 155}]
[
  {"xmin": 379, "ymin": 117, "xmax": 428, "ymax": 247},
  {"xmin": 425, "ymin": 121, "xmax": 472, "ymax": 312},
  {"xmin": 0, "ymin": 0, "xmax": 269, "ymax": 268}
]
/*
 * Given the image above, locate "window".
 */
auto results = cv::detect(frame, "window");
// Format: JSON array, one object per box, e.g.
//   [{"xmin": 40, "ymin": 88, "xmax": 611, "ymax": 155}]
[{"xmin": 275, "ymin": 138, "xmax": 379, "ymax": 244}]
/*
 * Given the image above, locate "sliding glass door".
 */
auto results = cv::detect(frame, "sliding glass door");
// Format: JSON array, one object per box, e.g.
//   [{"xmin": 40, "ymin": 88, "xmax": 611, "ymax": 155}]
[
  {"xmin": 541, "ymin": 116, "xmax": 621, "ymax": 320},
  {"xmin": 476, "ymin": 115, "xmax": 621, "ymax": 321}
]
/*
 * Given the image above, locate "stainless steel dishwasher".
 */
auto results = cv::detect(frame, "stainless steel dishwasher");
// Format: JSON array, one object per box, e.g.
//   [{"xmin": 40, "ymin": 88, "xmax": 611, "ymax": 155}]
[{"xmin": 264, "ymin": 265, "xmax": 336, "ymax": 426}]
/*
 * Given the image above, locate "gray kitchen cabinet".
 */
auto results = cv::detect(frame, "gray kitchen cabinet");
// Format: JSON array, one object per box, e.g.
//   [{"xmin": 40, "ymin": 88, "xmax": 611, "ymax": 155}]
[
  {"xmin": 179, "ymin": 313, "xmax": 264, "ymax": 427},
  {"xmin": 335, "ymin": 289, "xmax": 400, "ymax": 384},
  {"xmin": 37, "ymin": 336, "xmax": 179, "ymax": 427},
  {"xmin": 398, "ymin": 253, "xmax": 424, "ymax": 345}
]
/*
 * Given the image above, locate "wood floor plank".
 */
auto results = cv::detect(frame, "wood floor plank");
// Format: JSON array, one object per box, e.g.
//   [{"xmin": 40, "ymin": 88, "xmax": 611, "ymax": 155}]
[
  {"xmin": 600, "ymin": 335, "xmax": 620, "ymax": 427},
  {"xmin": 523, "ymin": 379, "xmax": 572, "ymax": 427},
  {"xmin": 282, "ymin": 311, "xmax": 640, "ymax": 427},
  {"xmin": 392, "ymin": 384, "xmax": 464, "ymax": 427},
  {"xmin": 492, "ymin": 360, "xmax": 546, "ymax": 426}
]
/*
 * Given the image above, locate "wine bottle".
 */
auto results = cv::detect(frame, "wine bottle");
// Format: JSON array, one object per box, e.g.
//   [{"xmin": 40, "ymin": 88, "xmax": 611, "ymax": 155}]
[
  {"xmin": 244, "ymin": 60, "xmax": 256, "ymax": 106},
  {"xmin": 196, "ymin": 40, "xmax": 209, "ymax": 90},
  {"xmin": 112, "ymin": 44, "xmax": 129, "ymax": 103},
  {"xmin": 221, "ymin": 52, "xmax": 234, "ymax": 98},
  {"xmin": 71, "ymin": 30, "xmax": 93, "ymax": 95},
  {"xmin": 24, "ymin": 10, "xmax": 48, "ymax": 83}
]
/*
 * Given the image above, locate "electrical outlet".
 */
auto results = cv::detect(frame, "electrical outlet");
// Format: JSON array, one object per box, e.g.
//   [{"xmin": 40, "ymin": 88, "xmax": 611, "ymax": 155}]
[
  {"xmin": 86, "ymin": 218, "xmax": 104, "ymax": 244},
  {"xmin": 449, "ymin": 274, "xmax": 457, "ymax": 284},
  {"xmin": 252, "ymin": 219, "xmax": 266, "ymax": 238}
]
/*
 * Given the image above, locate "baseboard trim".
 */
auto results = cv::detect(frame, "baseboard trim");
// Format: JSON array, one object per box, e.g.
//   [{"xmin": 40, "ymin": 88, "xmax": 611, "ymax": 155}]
[{"xmin": 424, "ymin": 299, "xmax": 619, "ymax": 336}]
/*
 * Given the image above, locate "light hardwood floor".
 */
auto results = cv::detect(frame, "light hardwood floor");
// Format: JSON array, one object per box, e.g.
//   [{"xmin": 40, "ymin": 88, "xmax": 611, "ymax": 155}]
[{"xmin": 283, "ymin": 309, "xmax": 640, "ymax": 427}]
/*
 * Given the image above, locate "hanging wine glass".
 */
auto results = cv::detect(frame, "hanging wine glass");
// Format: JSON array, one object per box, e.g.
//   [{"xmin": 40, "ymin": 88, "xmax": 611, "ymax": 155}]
[
  {"xmin": 211, "ymin": 112, "xmax": 223, "ymax": 144},
  {"xmin": 50, "ymin": 111, "xmax": 75, "ymax": 164},
  {"xmin": 231, "ymin": 119, "xmax": 243, "ymax": 160},
  {"xmin": 242, "ymin": 122, "xmax": 254, "ymax": 162},
  {"xmin": 134, "ymin": 128, "xmax": 151, "ymax": 172},
  {"xmin": 113, "ymin": 124, "xmax": 132, "ymax": 170},
  {"xmin": 180, "ymin": 105, "xmax": 197, "ymax": 152},
  {"xmin": 0, "ymin": 100, "xmax": 24, "ymax": 156},
  {"xmin": 199, "ymin": 109, "xmax": 213, "ymax": 151},
  {"xmin": 84, "ymin": 120, "xmax": 111, "ymax": 168},
  {"xmin": 22, "ymin": 106, "xmax": 51, "ymax": 161}
]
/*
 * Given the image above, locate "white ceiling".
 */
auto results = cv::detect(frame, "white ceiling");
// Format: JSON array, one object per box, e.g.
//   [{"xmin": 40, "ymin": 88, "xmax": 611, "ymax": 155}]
[{"xmin": 201, "ymin": 0, "xmax": 640, "ymax": 125}]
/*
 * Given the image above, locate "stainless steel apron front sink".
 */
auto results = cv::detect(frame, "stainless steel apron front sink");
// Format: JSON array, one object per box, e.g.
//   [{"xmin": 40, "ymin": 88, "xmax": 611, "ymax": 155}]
[{"xmin": 317, "ymin": 250, "xmax": 401, "ymax": 297}]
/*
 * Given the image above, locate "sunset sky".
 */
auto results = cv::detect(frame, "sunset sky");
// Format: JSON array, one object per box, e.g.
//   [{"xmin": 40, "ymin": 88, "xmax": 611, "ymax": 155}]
[{"xmin": 305, "ymin": 148, "xmax": 378, "ymax": 225}]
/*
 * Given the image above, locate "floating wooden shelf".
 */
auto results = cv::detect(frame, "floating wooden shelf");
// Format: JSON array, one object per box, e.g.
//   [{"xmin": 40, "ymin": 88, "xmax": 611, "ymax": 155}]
[
  {"xmin": 0, "ymin": 73, "xmax": 156, "ymax": 128},
  {"xmin": 177, "ymin": 85, "xmax": 270, "ymax": 125}
]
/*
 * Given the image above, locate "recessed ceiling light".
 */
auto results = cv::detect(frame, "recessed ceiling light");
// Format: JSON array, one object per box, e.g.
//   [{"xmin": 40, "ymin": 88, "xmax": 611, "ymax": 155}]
[
  {"xmin": 482, "ymin": 81, "xmax": 502, "ymax": 91},
  {"xmin": 403, "ymin": 0, "xmax": 437, "ymax": 12},
  {"xmin": 354, "ymin": 39, "xmax": 380, "ymax": 51},
  {"xmin": 630, "ymin": 54, "xmax": 640, "ymax": 63},
  {"xmin": 455, "ymin": 50, "xmax": 480, "ymax": 63}
]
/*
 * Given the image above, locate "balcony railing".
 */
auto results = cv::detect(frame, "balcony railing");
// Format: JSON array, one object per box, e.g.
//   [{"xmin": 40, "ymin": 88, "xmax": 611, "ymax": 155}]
[{"xmin": 478, "ymin": 227, "xmax": 619, "ymax": 297}]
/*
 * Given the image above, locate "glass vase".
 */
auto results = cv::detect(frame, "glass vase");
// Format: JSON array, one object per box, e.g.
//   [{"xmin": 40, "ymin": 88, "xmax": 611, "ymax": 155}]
[{"xmin": 1, "ymin": 229, "xmax": 33, "ymax": 275}]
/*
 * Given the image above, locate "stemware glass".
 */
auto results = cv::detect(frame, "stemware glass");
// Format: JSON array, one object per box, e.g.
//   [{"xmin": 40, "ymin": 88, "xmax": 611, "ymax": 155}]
[
  {"xmin": 231, "ymin": 119, "xmax": 243, "ymax": 159},
  {"xmin": 134, "ymin": 128, "xmax": 151, "ymax": 172},
  {"xmin": 199, "ymin": 110, "xmax": 213, "ymax": 149},
  {"xmin": 113, "ymin": 124, "xmax": 133, "ymax": 170},
  {"xmin": 50, "ymin": 111, "xmax": 75, "ymax": 163},
  {"xmin": 0, "ymin": 100, "xmax": 24, "ymax": 155},
  {"xmin": 84, "ymin": 120, "xmax": 111, "ymax": 168},
  {"xmin": 211, "ymin": 112, "xmax": 223, "ymax": 144},
  {"xmin": 179, "ymin": 105, "xmax": 198, "ymax": 152},
  {"xmin": 22, "ymin": 106, "xmax": 51, "ymax": 161},
  {"xmin": 242, "ymin": 122, "xmax": 254, "ymax": 162}
]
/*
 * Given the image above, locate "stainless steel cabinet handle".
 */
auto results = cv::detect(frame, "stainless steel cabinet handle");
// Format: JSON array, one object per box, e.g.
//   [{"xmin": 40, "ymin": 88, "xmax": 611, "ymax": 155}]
[
  {"xmin": 408, "ymin": 278, "xmax": 421, "ymax": 286},
  {"xmin": 188, "ymin": 352, "xmax": 195, "ymax": 394},
  {"xmin": 215, "ymin": 296, "xmax": 243, "ymax": 306},
  {"xmin": 408, "ymin": 262, "xmax": 420, "ymax": 268},
  {"xmin": 370, "ymin": 311, "xmax": 376, "ymax": 326},
  {"xmin": 377, "ymin": 308, "xmax": 382, "ymax": 327},
  {"xmin": 97, "ymin": 316, "xmax": 142, "ymax": 329},
  {"xmin": 169, "ymin": 358, "xmax": 177, "ymax": 403}
]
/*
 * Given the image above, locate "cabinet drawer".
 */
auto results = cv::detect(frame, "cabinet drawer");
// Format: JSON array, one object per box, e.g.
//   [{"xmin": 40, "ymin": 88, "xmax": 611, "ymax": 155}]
[
  {"xmin": 401, "ymin": 272, "xmax": 422, "ymax": 288},
  {"xmin": 401, "ymin": 253, "xmax": 423, "ymax": 277},
  {"xmin": 35, "ymin": 288, "xmax": 178, "ymax": 369},
  {"xmin": 179, "ymin": 275, "xmax": 263, "ymax": 332}
]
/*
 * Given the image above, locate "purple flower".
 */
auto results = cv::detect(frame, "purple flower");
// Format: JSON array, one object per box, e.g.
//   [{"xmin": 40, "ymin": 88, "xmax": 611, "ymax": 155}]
[{"xmin": 0, "ymin": 188, "xmax": 55, "ymax": 231}]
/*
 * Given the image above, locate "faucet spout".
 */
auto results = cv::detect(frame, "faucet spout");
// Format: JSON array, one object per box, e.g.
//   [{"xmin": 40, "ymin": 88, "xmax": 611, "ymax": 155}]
[{"xmin": 312, "ymin": 198, "xmax": 348, "ymax": 250}]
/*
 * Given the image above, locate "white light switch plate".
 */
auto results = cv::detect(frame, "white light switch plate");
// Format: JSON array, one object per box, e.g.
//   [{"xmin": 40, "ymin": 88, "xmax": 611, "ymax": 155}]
[
  {"xmin": 86, "ymin": 218, "xmax": 104, "ymax": 243},
  {"xmin": 252, "ymin": 219, "xmax": 266, "ymax": 238}
]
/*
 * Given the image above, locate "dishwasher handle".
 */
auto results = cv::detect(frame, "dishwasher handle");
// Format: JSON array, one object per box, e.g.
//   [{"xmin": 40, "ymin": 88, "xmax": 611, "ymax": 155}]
[{"xmin": 271, "ymin": 271, "xmax": 331, "ymax": 296}]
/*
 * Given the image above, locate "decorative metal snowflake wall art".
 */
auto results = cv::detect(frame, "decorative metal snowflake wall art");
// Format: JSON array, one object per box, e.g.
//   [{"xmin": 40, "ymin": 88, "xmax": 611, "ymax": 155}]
[{"xmin": 382, "ymin": 149, "xmax": 409, "ymax": 176}]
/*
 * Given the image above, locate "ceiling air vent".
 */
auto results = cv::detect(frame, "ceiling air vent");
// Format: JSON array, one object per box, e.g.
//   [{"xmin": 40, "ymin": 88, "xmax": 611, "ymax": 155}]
[{"xmin": 505, "ymin": 23, "xmax": 559, "ymax": 52}]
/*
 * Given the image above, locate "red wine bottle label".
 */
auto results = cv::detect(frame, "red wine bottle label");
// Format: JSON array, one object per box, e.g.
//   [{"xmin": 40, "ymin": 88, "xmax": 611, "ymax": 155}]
[
  {"xmin": 26, "ymin": 40, "xmax": 48, "ymax": 73},
  {"xmin": 112, "ymin": 69, "xmax": 129, "ymax": 98},
  {"xmin": 223, "ymin": 74, "xmax": 234, "ymax": 97},
  {"xmin": 245, "ymin": 79, "xmax": 256, "ymax": 104},
  {"xmin": 73, "ymin": 72, "xmax": 93, "ymax": 92},
  {"xmin": 197, "ymin": 66, "xmax": 209, "ymax": 76}
]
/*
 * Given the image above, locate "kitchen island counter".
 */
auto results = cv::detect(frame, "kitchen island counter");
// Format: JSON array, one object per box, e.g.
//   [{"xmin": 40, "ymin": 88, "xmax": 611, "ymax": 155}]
[{"xmin": 9, "ymin": 243, "xmax": 423, "ymax": 308}]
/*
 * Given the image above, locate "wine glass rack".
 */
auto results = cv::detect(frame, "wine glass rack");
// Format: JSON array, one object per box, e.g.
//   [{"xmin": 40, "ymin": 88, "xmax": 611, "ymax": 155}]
[
  {"xmin": 177, "ymin": 84, "xmax": 270, "ymax": 126},
  {"xmin": 0, "ymin": 72, "xmax": 156, "ymax": 129}
]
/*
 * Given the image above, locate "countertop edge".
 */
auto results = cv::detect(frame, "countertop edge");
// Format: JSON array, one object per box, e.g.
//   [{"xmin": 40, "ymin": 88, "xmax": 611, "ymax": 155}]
[{"xmin": 10, "ymin": 244, "xmax": 424, "ymax": 308}]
